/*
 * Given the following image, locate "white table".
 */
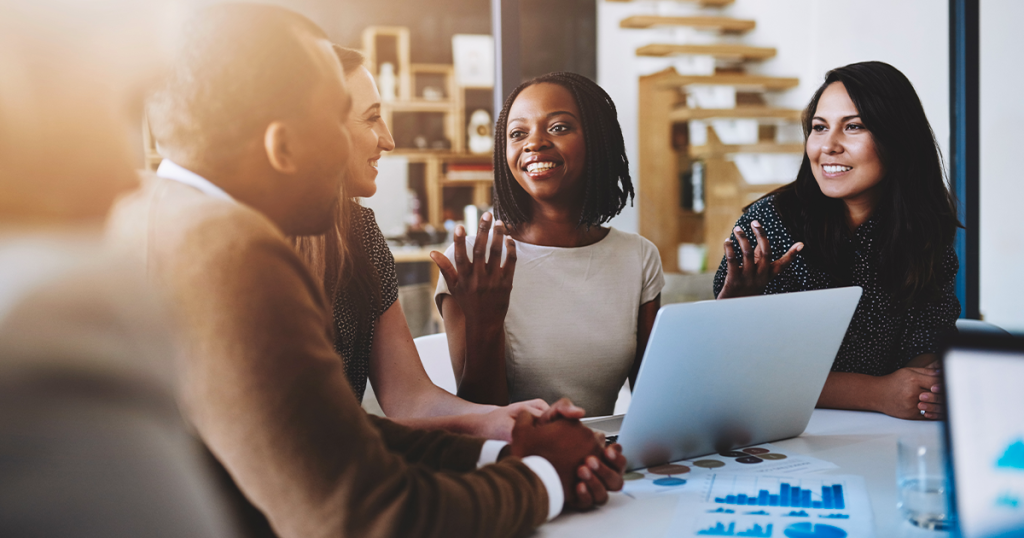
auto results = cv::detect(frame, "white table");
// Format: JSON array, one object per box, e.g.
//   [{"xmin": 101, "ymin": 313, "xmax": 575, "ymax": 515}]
[{"xmin": 538, "ymin": 409, "xmax": 950, "ymax": 537}]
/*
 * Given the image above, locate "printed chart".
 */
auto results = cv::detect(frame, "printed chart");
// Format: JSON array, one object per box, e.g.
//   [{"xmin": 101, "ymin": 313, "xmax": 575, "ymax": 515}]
[
  {"xmin": 662, "ymin": 474, "xmax": 874, "ymax": 538},
  {"xmin": 623, "ymin": 444, "xmax": 837, "ymax": 500}
]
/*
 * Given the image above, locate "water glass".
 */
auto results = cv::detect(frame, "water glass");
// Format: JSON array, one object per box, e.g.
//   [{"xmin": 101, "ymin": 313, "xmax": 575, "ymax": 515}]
[{"xmin": 897, "ymin": 433, "xmax": 954, "ymax": 530}]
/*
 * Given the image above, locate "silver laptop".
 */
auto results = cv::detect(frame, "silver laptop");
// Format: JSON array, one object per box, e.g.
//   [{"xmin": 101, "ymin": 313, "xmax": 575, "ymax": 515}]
[{"xmin": 584, "ymin": 287, "xmax": 862, "ymax": 471}]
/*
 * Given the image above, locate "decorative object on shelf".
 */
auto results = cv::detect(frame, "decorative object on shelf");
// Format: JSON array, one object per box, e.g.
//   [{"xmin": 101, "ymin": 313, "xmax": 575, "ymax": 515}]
[
  {"xmin": 467, "ymin": 109, "xmax": 493, "ymax": 154},
  {"xmin": 421, "ymin": 86, "xmax": 444, "ymax": 101},
  {"xmin": 452, "ymin": 34, "xmax": 494, "ymax": 88},
  {"xmin": 378, "ymin": 62, "xmax": 397, "ymax": 102},
  {"xmin": 446, "ymin": 163, "xmax": 493, "ymax": 181},
  {"xmin": 362, "ymin": 26, "xmax": 411, "ymax": 100},
  {"xmin": 413, "ymin": 135, "xmax": 428, "ymax": 150}
]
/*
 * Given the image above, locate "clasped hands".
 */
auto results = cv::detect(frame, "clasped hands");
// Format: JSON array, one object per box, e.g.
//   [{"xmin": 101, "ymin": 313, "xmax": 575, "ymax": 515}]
[
  {"xmin": 505, "ymin": 398, "xmax": 626, "ymax": 511},
  {"xmin": 879, "ymin": 361, "xmax": 943, "ymax": 420}
]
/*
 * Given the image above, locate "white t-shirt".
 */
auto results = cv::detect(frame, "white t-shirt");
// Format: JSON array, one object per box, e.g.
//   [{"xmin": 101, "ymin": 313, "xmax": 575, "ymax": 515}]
[{"xmin": 434, "ymin": 227, "xmax": 664, "ymax": 416}]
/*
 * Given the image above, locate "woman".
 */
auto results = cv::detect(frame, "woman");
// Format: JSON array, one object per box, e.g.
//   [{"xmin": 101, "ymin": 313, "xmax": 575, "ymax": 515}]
[
  {"xmin": 713, "ymin": 61, "xmax": 960, "ymax": 421},
  {"xmin": 432, "ymin": 72, "xmax": 664, "ymax": 416},
  {"xmin": 296, "ymin": 48, "xmax": 619, "ymax": 439}
]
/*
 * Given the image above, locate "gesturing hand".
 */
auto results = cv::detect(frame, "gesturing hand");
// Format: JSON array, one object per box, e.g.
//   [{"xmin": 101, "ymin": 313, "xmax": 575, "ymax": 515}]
[
  {"xmin": 717, "ymin": 220, "xmax": 803, "ymax": 299},
  {"xmin": 429, "ymin": 212, "xmax": 516, "ymax": 329}
]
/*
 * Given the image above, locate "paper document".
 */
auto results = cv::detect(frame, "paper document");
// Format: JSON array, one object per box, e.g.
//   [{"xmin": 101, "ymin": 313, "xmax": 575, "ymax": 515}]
[
  {"xmin": 663, "ymin": 473, "xmax": 874, "ymax": 538},
  {"xmin": 623, "ymin": 444, "xmax": 838, "ymax": 500}
]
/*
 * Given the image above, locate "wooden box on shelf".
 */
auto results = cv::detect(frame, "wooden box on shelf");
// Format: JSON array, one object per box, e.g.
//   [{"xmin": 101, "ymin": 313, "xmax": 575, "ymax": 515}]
[{"xmin": 362, "ymin": 26, "xmax": 411, "ymax": 101}]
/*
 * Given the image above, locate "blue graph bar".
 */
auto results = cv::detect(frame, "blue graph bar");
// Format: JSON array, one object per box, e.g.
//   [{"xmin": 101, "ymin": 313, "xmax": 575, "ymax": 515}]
[
  {"xmin": 737, "ymin": 523, "xmax": 773, "ymax": 537},
  {"xmin": 833, "ymin": 485, "xmax": 845, "ymax": 509},
  {"xmin": 696, "ymin": 521, "xmax": 735, "ymax": 536},
  {"xmin": 712, "ymin": 482, "xmax": 847, "ymax": 511}
]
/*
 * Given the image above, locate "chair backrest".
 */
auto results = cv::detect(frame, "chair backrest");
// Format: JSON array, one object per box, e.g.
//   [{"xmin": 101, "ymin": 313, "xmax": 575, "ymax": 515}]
[
  {"xmin": 413, "ymin": 333, "xmax": 458, "ymax": 394},
  {"xmin": 956, "ymin": 318, "xmax": 1010, "ymax": 336}
]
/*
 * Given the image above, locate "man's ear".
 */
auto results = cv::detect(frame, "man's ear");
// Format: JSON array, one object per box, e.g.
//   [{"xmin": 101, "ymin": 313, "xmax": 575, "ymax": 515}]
[{"xmin": 264, "ymin": 121, "xmax": 297, "ymax": 173}]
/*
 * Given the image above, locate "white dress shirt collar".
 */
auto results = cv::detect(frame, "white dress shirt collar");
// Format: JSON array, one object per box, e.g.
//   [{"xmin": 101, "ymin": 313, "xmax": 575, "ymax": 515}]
[{"xmin": 155, "ymin": 159, "xmax": 234, "ymax": 202}]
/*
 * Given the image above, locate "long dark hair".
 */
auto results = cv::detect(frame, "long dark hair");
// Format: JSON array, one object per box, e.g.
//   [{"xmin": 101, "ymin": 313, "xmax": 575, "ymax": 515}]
[
  {"xmin": 493, "ymin": 72, "xmax": 633, "ymax": 228},
  {"xmin": 292, "ymin": 46, "xmax": 382, "ymax": 333},
  {"xmin": 767, "ymin": 61, "xmax": 960, "ymax": 307}
]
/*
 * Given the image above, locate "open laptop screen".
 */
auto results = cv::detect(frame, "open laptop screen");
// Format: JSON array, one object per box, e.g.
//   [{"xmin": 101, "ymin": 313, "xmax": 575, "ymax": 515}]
[{"xmin": 945, "ymin": 335, "xmax": 1024, "ymax": 538}]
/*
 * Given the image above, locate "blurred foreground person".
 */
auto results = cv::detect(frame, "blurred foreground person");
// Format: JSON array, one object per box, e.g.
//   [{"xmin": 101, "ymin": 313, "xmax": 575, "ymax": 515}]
[
  {"xmin": 0, "ymin": 1, "xmax": 238, "ymax": 536},
  {"xmin": 106, "ymin": 4, "xmax": 624, "ymax": 538}
]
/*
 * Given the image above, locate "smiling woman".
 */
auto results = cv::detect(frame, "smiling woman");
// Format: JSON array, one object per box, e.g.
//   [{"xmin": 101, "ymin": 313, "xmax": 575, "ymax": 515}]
[
  {"xmin": 712, "ymin": 61, "xmax": 961, "ymax": 422},
  {"xmin": 433, "ymin": 73, "xmax": 664, "ymax": 416}
]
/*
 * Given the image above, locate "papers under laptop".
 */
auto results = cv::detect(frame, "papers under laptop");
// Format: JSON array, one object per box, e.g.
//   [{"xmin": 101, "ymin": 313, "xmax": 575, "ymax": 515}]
[
  {"xmin": 583, "ymin": 287, "xmax": 862, "ymax": 471},
  {"xmin": 944, "ymin": 333, "xmax": 1024, "ymax": 538}
]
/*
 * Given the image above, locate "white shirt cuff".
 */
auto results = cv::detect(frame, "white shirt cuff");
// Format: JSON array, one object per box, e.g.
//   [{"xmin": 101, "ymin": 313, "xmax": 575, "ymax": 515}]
[
  {"xmin": 521, "ymin": 456, "xmax": 564, "ymax": 521},
  {"xmin": 476, "ymin": 440, "xmax": 508, "ymax": 468}
]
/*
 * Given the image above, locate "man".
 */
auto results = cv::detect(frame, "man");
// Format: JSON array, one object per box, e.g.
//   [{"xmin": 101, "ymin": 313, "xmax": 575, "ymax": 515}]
[
  {"xmin": 106, "ymin": 4, "xmax": 624, "ymax": 537},
  {"xmin": 1, "ymin": 0, "xmax": 238, "ymax": 535}
]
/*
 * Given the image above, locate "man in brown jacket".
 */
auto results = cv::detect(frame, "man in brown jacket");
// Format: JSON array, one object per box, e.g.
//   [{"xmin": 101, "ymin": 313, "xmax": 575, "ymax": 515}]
[{"xmin": 106, "ymin": 4, "xmax": 624, "ymax": 537}]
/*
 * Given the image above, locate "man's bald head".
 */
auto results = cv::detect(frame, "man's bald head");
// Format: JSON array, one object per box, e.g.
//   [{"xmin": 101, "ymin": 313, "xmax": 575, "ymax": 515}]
[{"xmin": 147, "ymin": 3, "xmax": 331, "ymax": 173}]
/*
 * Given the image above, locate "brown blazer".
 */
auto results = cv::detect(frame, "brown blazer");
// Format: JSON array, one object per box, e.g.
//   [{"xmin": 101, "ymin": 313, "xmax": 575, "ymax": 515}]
[{"xmin": 106, "ymin": 175, "xmax": 549, "ymax": 538}]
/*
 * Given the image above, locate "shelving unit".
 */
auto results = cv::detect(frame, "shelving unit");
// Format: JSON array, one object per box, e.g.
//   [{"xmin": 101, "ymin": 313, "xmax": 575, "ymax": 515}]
[
  {"xmin": 628, "ymin": 10, "xmax": 804, "ymax": 272},
  {"xmin": 607, "ymin": 0, "xmax": 734, "ymax": 5},
  {"xmin": 619, "ymin": 15, "xmax": 755, "ymax": 33},
  {"xmin": 362, "ymin": 27, "xmax": 495, "ymax": 230},
  {"xmin": 636, "ymin": 43, "xmax": 776, "ymax": 61}
]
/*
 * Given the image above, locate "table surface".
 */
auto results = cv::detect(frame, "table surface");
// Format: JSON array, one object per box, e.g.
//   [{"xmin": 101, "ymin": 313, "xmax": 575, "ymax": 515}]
[{"xmin": 538, "ymin": 409, "xmax": 949, "ymax": 538}]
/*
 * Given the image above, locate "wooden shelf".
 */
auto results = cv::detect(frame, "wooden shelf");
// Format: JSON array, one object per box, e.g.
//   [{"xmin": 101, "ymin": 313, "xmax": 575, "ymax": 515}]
[
  {"xmin": 608, "ymin": 0, "xmax": 732, "ymax": 5},
  {"xmin": 441, "ymin": 178, "xmax": 493, "ymax": 186},
  {"xmin": 669, "ymin": 107, "xmax": 802, "ymax": 122},
  {"xmin": 384, "ymin": 100, "xmax": 456, "ymax": 113},
  {"xmin": 690, "ymin": 142, "xmax": 804, "ymax": 158},
  {"xmin": 620, "ymin": 15, "xmax": 755, "ymax": 33},
  {"xmin": 646, "ymin": 68, "xmax": 799, "ymax": 90},
  {"xmin": 636, "ymin": 43, "xmax": 776, "ymax": 61}
]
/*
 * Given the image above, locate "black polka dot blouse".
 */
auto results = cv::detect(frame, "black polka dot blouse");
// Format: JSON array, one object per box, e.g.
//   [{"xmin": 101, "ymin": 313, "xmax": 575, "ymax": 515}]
[
  {"xmin": 712, "ymin": 196, "xmax": 960, "ymax": 376},
  {"xmin": 333, "ymin": 204, "xmax": 399, "ymax": 401}
]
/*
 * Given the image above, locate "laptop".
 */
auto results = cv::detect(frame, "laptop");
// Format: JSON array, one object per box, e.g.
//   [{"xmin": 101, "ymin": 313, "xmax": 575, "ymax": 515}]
[
  {"xmin": 583, "ymin": 287, "xmax": 862, "ymax": 471},
  {"xmin": 943, "ymin": 332, "xmax": 1024, "ymax": 538}
]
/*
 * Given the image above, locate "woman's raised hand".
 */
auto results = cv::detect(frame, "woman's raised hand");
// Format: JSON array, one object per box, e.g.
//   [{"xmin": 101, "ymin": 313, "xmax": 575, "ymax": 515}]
[
  {"xmin": 430, "ymin": 212, "xmax": 517, "ymax": 329},
  {"xmin": 717, "ymin": 220, "xmax": 803, "ymax": 299}
]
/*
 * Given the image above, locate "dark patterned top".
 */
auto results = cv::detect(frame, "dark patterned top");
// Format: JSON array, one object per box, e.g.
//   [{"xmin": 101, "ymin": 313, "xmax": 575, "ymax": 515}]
[
  {"xmin": 333, "ymin": 204, "xmax": 399, "ymax": 401},
  {"xmin": 713, "ymin": 196, "xmax": 960, "ymax": 376}
]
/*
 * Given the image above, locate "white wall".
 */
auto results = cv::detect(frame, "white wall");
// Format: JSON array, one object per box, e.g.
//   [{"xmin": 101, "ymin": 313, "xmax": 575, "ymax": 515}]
[
  {"xmin": 599, "ymin": 0, "xmax": 950, "ymax": 234},
  {"xmin": 979, "ymin": 0, "xmax": 1024, "ymax": 331}
]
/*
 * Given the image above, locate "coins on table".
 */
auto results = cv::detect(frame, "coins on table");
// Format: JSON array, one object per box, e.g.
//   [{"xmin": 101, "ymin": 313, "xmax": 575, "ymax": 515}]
[
  {"xmin": 693, "ymin": 459, "xmax": 726, "ymax": 468},
  {"xmin": 742, "ymin": 447, "xmax": 771, "ymax": 455},
  {"xmin": 648, "ymin": 464, "xmax": 691, "ymax": 475},
  {"xmin": 760, "ymin": 453, "xmax": 788, "ymax": 460},
  {"xmin": 623, "ymin": 472, "xmax": 644, "ymax": 481}
]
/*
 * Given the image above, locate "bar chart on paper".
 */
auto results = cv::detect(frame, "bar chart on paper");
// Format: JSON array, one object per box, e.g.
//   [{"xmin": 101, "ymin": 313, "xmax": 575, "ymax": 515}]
[
  {"xmin": 664, "ymin": 474, "xmax": 874, "ymax": 538},
  {"xmin": 711, "ymin": 478, "xmax": 846, "ymax": 510}
]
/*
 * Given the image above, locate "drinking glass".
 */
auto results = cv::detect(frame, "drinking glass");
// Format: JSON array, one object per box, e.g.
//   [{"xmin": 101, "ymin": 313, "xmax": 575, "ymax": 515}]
[{"xmin": 897, "ymin": 433, "xmax": 954, "ymax": 530}]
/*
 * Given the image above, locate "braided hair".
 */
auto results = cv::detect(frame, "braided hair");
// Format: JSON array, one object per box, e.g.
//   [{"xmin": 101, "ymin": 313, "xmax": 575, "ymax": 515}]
[{"xmin": 493, "ymin": 72, "xmax": 633, "ymax": 228}]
